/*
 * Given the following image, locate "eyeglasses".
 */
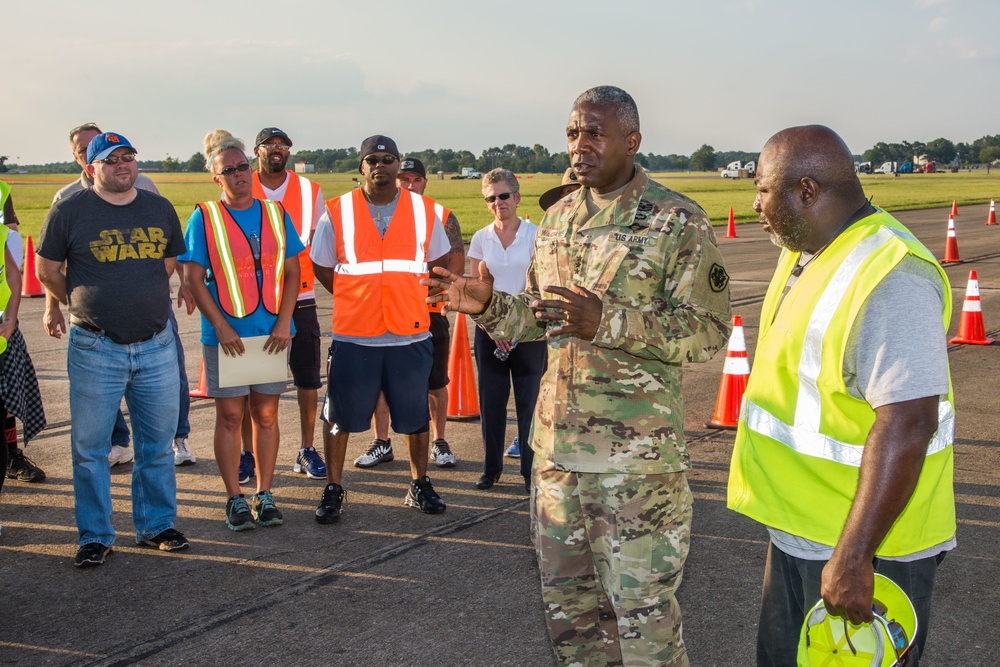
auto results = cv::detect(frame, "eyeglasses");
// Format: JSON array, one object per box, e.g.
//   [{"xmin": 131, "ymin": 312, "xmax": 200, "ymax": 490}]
[
  {"xmin": 218, "ymin": 163, "xmax": 251, "ymax": 176},
  {"xmin": 363, "ymin": 155, "xmax": 398, "ymax": 166},
  {"xmin": 485, "ymin": 192, "xmax": 515, "ymax": 203},
  {"xmin": 261, "ymin": 144, "xmax": 290, "ymax": 152},
  {"xmin": 97, "ymin": 153, "xmax": 137, "ymax": 165}
]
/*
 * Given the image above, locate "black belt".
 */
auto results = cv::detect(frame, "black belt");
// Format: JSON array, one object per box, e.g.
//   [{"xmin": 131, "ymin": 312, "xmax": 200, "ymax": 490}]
[{"xmin": 70, "ymin": 318, "xmax": 158, "ymax": 344}]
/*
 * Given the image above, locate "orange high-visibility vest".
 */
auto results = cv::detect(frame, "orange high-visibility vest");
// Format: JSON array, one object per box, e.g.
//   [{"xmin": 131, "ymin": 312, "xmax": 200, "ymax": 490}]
[
  {"xmin": 252, "ymin": 171, "xmax": 319, "ymax": 297},
  {"xmin": 428, "ymin": 203, "xmax": 452, "ymax": 314},
  {"xmin": 328, "ymin": 188, "xmax": 434, "ymax": 336},
  {"xmin": 199, "ymin": 199, "xmax": 287, "ymax": 318}
]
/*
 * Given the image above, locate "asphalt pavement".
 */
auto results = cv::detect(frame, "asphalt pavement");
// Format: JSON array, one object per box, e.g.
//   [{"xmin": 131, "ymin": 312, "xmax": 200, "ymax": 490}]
[{"xmin": 0, "ymin": 204, "xmax": 997, "ymax": 666}]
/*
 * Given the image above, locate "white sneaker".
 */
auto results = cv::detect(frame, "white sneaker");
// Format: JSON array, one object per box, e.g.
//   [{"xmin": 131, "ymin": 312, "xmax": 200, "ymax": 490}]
[
  {"xmin": 108, "ymin": 444, "xmax": 134, "ymax": 467},
  {"xmin": 173, "ymin": 437, "xmax": 196, "ymax": 466}
]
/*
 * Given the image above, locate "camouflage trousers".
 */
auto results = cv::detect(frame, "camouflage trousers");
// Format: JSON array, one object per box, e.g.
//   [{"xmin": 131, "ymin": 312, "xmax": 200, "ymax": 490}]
[{"xmin": 532, "ymin": 459, "xmax": 693, "ymax": 667}]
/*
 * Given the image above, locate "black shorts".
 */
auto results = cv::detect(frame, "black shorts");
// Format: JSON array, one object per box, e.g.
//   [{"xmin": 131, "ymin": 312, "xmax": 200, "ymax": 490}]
[
  {"xmin": 289, "ymin": 300, "xmax": 322, "ymax": 390},
  {"xmin": 428, "ymin": 312, "xmax": 451, "ymax": 391},
  {"xmin": 321, "ymin": 339, "xmax": 432, "ymax": 434}
]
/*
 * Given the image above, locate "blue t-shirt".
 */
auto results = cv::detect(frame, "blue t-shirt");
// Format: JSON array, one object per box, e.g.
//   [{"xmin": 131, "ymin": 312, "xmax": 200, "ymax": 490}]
[{"xmin": 179, "ymin": 200, "xmax": 305, "ymax": 346}]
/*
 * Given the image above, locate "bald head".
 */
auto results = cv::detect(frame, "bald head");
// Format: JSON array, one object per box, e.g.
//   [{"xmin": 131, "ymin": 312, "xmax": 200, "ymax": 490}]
[{"xmin": 760, "ymin": 125, "xmax": 864, "ymax": 202}]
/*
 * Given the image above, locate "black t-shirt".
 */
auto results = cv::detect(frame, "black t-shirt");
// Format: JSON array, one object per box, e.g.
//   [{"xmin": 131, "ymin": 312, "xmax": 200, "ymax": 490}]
[{"xmin": 37, "ymin": 189, "xmax": 185, "ymax": 343}]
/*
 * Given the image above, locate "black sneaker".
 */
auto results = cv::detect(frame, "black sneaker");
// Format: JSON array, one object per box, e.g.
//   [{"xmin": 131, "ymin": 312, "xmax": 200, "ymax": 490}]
[
  {"xmin": 6, "ymin": 449, "xmax": 46, "ymax": 482},
  {"xmin": 249, "ymin": 490, "xmax": 284, "ymax": 527},
  {"xmin": 74, "ymin": 543, "xmax": 112, "ymax": 568},
  {"xmin": 315, "ymin": 483, "xmax": 345, "ymax": 524},
  {"xmin": 138, "ymin": 528, "xmax": 190, "ymax": 552},
  {"xmin": 225, "ymin": 494, "xmax": 256, "ymax": 531},
  {"xmin": 405, "ymin": 476, "xmax": 446, "ymax": 514}
]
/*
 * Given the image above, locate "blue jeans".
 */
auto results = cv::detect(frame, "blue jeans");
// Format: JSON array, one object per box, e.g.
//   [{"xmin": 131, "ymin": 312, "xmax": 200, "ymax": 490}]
[
  {"xmin": 68, "ymin": 324, "xmax": 180, "ymax": 546},
  {"xmin": 111, "ymin": 305, "xmax": 190, "ymax": 445}
]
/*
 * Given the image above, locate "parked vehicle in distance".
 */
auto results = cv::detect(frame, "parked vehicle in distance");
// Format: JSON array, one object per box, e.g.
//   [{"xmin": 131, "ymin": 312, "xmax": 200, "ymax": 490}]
[
  {"xmin": 856, "ymin": 161, "xmax": 873, "ymax": 174},
  {"xmin": 451, "ymin": 167, "xmax": 482, "ymax": 180},
  {"xmin": 720, "ymin": 160, "xmax": 756, "ymax": 178},
  {"xmin": 874, "ymin": 161, "xmax": 897, "ymax": 174}
]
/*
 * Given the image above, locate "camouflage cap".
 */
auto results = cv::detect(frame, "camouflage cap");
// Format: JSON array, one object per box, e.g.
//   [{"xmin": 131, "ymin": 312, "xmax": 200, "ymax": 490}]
[{"xmin": 539, "ymin": 168, "xmax": 582, "ymax": 211}]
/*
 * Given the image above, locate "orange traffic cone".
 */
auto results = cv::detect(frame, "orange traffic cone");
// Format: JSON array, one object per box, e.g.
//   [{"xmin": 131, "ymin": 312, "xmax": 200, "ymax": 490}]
[
  {"xmin": 940, "ymin": 215, "xmax": 962, "ymax": 264},
  {"xmin": 950, "ymin": 200, "xmax": 959, "ymax": 217},
  {"xmin": 950, "ymin": 271, "xmax": 995, "ymax": 345},
  {"xmin": 524, "ymin": 214, "xmax": 531, "ymax": 223},
  {"xmin": 725, "ymin": 206, "xmax": 737, "ymax": 238},
  {"xmin": 21, "ymin": 236, "xmax": 45, "ymax": 297},
  {"xmin": 446, "ymin": 312, "xmax": 479, "ymax": 420},
  {"xmin": 190, "ymin": 358, "xmax": 210, "ymax": 398},
  {"xmin": 706, "ymin": 315, "xmax": 750, "ymax": 430},
  {"xmin": 986, "ymin": 199, "xmax": 996, "ymax": 226}
]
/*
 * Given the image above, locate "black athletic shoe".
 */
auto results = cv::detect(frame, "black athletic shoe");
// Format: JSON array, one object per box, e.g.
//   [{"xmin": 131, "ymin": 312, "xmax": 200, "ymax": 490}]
[
  {"xmin": 138, "ymin": 528, "xmax": 190, "ymax": 552},
  {"xmin": 74, "ymin": 543, "xmax": 112, "ymax": 568},
  {"xmin": 405, "ymin": 476, "xmax": 446, "ymax": 514},
  {"xmin": 225, "ymin": 495, "xmax": 256, "ymax": 531},
  {"xmin": 315, "ymin": 483, "xmax": 345, "ymax": 524},
  {"xmin": 6, "ymin": 449, "xmax": 46, "ymax": 482},
  {"xmin": 249, "ymin": 490, "xmax": 284, "ymax": 527}
]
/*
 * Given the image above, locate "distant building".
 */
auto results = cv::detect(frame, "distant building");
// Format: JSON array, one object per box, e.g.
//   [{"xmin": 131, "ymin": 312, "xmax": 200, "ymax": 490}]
[{"xmin": 294, "ymin": 162, "xmax": 315, "ymax": 174}]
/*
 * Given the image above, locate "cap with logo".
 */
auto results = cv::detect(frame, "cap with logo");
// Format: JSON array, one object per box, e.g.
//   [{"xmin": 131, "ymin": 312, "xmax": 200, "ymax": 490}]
[
  {"xmin": 255, "ymin": 127, "xmax": 292, "ymax": 149},
  {"xmin": 538, "ymin": 167, "xmax": 582, "ymax": 211},
  {"xmin": 399, "ymin": 157, "xmax": 426, "ymax": 179},
  {"xmin": 359, "ymin": 135, "xmax": 400, "ymax": 166},
  {"xmin": 87, "ymin": 132, "xmax": 136, "ymax": 164}
]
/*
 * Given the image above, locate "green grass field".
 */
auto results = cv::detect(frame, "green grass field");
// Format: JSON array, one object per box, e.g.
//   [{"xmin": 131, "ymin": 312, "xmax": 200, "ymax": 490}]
[{"xmin": 5, "ymin": 170, "xmax": 999, "ymax": 243}]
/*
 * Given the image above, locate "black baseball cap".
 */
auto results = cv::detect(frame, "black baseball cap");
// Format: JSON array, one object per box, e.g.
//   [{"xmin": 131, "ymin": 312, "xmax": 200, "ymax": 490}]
[
  {"xmin": 255, "ymin": 127, "xmax": 292, "ymax": 149},
  {"xmin": 399, "ymin": 157, "xmax": 426, "ymax": 179},
  {"xmin": 359, "ymin": 135, "xmax": 399, "ymax": 160}
]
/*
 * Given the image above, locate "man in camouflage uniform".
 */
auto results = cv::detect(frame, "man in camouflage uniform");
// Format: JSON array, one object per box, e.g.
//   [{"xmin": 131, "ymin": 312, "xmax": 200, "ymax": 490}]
[{"xmin": 424, "ymin": 86, "xmax": 732, "ymax": 666}]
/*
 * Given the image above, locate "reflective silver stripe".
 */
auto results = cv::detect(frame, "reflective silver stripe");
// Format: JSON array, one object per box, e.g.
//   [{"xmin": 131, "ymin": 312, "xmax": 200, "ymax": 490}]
[
  {"xmin": 339, "ymin": 192, "xmax": 357, "ymax": 265},
  {"xmin": 383, "ymin": 259, "xmax": 427, "ymax": 274},
  {"xmin": 433, "ymin": 202, "xmax": 445, "ymax": 226},
  {"xmin": 409, "ymin": 190, "xmax": 428, "ymax": 264},
  {"xmin": 261, "ymin": 200, "xmax": 286, "ymax": 306},
  {"xmin": 795, "ymin": 227, "xmax": 896, "ymax": 429},
  {"xmin": 335, "ymin": 262, "xmax": 381, "ymax": 275},
  {"xmin": 203, "ymin": 201, "xmax": 246, "ymax": 318},
  {"xmin": 746, "ymin": 398, "xmax": 953, "ymax": 467},
  {"xmin": 296, "ymin": 174, "xmax": 313, "ymax": 244}
]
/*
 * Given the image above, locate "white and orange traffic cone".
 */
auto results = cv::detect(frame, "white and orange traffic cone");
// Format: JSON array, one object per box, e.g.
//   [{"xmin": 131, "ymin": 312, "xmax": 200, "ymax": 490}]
[
  {"xmin": 447, "ymin": 312, "xmax": 480, "ymax": 420},
  {"xmin": 706, "ymin": 315, "xmax": 750, "ymax": 430},
  {"xmin": 190, "ymin": 359, "xmax": 210, "ymax": 398},
  {"xmin": 940, "ymin": 215, "xmax": 962, "ymax": 264},
  {"xmin": 950, "ymin": 271, "xmax": 995, "ymax": 345},
  {"xmin": 950, "ymin": 200, "xmax": 959, "ymax": 217},
  {"xmin": 21, "ymin": 236, "xmax": 45, "ymax": 297},
  {"xmin": 725, "ymin": 206, "xmax": 737, "ymax": 239},
  {"xmin": 986, "ymin": 199, "xmax": 996, "ymax": 226}
]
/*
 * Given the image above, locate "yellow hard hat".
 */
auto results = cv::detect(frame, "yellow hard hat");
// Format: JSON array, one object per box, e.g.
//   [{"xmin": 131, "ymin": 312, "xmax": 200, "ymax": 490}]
[{"xmin": 797, "ymin": 573, "xmax": 917, "ymax": 666}]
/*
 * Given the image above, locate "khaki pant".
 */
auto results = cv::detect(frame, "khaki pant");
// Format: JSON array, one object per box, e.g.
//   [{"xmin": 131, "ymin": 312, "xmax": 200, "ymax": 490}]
[{"xmin": 532, "ymin": 459, "xmax": 693, "ymax": 667}]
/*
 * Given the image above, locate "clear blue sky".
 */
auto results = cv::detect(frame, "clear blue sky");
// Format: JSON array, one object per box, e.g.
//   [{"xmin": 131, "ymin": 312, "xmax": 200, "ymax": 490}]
[{"xmin": 7, "ymin": 0, "xmax": 998, "ymax": 165}]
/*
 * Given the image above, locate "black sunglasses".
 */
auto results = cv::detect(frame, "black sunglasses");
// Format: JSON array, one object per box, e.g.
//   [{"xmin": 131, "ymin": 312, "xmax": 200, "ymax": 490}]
[
  {"xmin": 98, "ymin": 153, "xmax": 137, "ymax": 165},
  {"xmin": 363, "ymin": 155, "xmax": 398, "ymax": 166},
  {"xmin": 219, "ymin": 163, "xmax": 251, "ymax": 176},
  {"xmin": 485, "ymin": 192, "xmax": 514, "ymax": 203}
]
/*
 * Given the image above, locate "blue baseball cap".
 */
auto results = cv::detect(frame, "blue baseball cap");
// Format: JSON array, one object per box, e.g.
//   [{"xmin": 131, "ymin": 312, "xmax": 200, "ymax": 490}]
[{"xmin": 87, "ymin": 132, "xmax": 136, "ymax": 164}]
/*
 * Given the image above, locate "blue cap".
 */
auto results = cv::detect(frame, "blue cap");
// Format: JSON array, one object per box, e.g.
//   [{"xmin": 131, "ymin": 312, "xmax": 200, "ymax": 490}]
[{"xmin": 87, "ymin": 132, "xmax": 136, "ymax": 164}]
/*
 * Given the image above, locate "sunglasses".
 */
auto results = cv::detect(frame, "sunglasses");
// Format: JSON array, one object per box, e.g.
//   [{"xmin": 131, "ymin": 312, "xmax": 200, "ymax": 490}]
[
  {"xmin": 97, "ymin": 153, "xmax": 136, "ymax": 165},
  {"xmin": 261, "ymin": 144, "xmax": 290, "ymax": 152},
  {"xmin": 219, "ymin": 163, "xmax": 251, "ymax": 176},
  {"xmin": 363, "ymin": 155, "xmax": 398, "ymax": 166},
  {"xmin": 485, "ymin": 192, "xmax": 515, "ymax": 203}
]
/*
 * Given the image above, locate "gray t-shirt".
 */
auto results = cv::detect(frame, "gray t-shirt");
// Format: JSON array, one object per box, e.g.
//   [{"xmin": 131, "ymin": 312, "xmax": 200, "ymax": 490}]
[
  {"xmin": 768, "ymin": 254, "xmax": 954, "ymax": 561},
  {"xmin": 37, "ymin": 189, "xmax": 185, "ymax": 343},
  {"xmin": 53, "ymin": 172, "xmax": 159, "ymax": 203}
]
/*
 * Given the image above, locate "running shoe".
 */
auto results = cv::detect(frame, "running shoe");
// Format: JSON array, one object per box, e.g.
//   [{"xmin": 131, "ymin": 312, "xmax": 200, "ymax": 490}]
[{"xmin": 354, "ymin": 438, "xmax": 394, "ymax": 468}]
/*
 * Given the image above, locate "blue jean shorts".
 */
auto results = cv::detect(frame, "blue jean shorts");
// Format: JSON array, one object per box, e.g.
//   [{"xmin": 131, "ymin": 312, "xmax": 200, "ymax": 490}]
[{"xmin": 321, "ymin": 339, "xmax": 432, "ymax": 434}]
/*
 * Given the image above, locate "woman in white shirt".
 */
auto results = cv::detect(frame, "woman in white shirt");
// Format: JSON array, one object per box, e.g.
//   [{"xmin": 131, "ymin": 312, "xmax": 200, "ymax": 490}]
[{"xmin": 467, "ymin": 169, "xmax": 547, "ymax": 492}]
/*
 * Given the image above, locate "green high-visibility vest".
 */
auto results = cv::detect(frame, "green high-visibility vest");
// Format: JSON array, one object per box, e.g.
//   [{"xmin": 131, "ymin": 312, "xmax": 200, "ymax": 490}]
[{"xmin": 728, "ymin": 211, "xmax": 956, "ymax": 557}]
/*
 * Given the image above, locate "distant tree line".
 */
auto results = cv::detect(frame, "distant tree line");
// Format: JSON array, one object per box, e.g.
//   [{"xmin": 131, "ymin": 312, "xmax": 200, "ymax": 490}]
[{"xmin": 8, "ymin": 135, "xmax": 1000, "ymax": 174}]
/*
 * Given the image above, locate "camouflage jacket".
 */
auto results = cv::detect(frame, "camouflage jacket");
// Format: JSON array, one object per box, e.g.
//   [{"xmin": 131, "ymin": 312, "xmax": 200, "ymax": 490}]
[{"xmin": 475, "ymin": 169, "xmax": 732, "ymax": 473}]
